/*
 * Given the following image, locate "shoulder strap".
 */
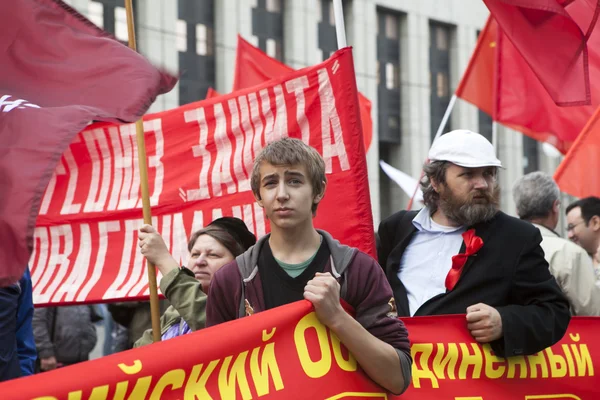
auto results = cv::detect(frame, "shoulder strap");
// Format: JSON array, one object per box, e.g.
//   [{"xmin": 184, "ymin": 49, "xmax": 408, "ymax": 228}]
[{"xmin": 238, "ymin": 279, "xmax": 246, "ymax": 319}]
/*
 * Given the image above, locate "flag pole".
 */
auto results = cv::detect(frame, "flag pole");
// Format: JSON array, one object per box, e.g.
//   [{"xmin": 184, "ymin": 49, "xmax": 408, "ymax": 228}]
[
  {"xmin": 332, "ymin": 0, "xmax": 347, "ymax": 48},
  {"xmin": 492, "ymin": 120, "xmax": 498, "ymax": 155},
  {"xmin": 405, "ymin": 95, "xmax": 457, "ymax": 209},
  {"xmin": 124, "ymin": 0, "xmax": 162, "ymax": 343}
]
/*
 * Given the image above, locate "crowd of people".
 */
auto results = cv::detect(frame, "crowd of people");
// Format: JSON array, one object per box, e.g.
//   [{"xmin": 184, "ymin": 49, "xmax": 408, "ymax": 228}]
[{"xmin": 2, "ymin": 131, "xmax": 600, "ymax": 393}]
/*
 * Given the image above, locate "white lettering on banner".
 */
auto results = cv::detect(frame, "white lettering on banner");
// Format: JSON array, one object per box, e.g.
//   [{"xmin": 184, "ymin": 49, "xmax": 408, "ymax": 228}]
[
  {"xmin": 60, "ymin": 137, "xmax": 83, "ymax": 215},
  {"xmin": 249, "ymin": 93, "xmax": 264, "ymax": 158},
  {"xmin": 212, "ymin": 103, "xmax": 237, "ymax": 197},
  {"xmin": 239, "ymin": 95, "xmax": 257, "ymax": 179},
  {"xmin": 32, "ymin": 202, "xmax": 268, "ymax": 302},
  {"xmin": 35, "ymin": 225, "xmax": 74, "ymax": 303},
  {"xmin": 84, "ymin": 128, "xmax": 112, "ymax": 212},
  {"xmin": 52, "ymin": 224, "xmax": 92, "ymax": 302},
  {"xmin": 30, "ymin": 227, "xmax": 49, "ymax": 285},
  {"xmin": 228, "ymin": 98, "xmax": 251, "ymax": 192},
  {"xmin": 107, "ymin": 126, "xmax": 124, "ymax": 211},
  {"xmin": 104, "ymin": 218, "xmax": 147, "ymax": 299},
  {"xmin": 0, "ymin": 94, "xmax": 40, "ymax": 112},
  {"xmin": 39, "ymin": 162, "xmax": 66, "ymax": 215},
  {"xmin": 78, "ymin": 220, "xmax": 121, "ymax": 301},
  {"xmin": 285, "ymin": 77, "xmax": 310, "ymax": 145},
  {"xmin": 142, "ymin": 118, "xmax": 165, "ymax": 208},
  {"xmin": 119, "ymin": 123, "xmax": 141, "ymax": 210},
  {"xmin": 318, "ymin": 68, "xmax": 350, "ymax": 173},
  {"xmin": 212, "ymin": 208, "xmax": 224, "ymax": 220},
  {"xmin": 185, "ymin": 107, "xmax": 211, "ymax": 201},
  {"xmin": 260, "ymin": 85, "xmax": 288, "ymax": 144}
]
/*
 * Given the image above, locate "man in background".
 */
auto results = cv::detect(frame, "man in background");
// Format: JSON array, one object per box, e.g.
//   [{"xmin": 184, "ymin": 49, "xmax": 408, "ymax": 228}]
[{"xmin": 513, "ymin": 172, "xmax": 600, "ymax": 315}]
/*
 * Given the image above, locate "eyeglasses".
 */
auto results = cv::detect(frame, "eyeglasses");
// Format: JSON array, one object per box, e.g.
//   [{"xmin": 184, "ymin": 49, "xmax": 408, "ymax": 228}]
[{"xmin": 567, "ymin": 221, "xmax": 586, "ymax": 232}]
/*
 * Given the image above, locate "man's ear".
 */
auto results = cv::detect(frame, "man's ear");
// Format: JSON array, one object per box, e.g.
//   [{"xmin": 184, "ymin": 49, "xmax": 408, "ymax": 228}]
[
  {"xmin": 254, "ymin": 192, "xmax": 264, "ymax": 208},
  {"xmin": 590, "ymin": 215, "xmax": 600, "ymax": 232},
  {"xmin": 313, "ymin": 181, "xmax": 327, "ymax": 204},
  {"xmin": 552, "ymin": 199, "xmax": 560, "ymax": 214},
  {"xmin": 430, "ymin": 177, "xmax": 440, "ymax": 193}
]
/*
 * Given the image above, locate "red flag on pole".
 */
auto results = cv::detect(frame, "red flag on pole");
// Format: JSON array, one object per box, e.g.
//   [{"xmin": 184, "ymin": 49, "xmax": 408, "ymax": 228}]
[
  {"xmin": 456, "ymin": 3, "xmax": 600, "ymax": 154},
  {"xmin": 455, "ymin": 17, "xmax": 496, "ymax": 117},
  {"xmin": 0, "ymin": 0, "xmax": 176, "ymax": 286},
  {"xmin": 554, "ymin": 105, "xmax": 600, "ymax": 198},
  {"xmin": 483, "ymin": 0, "xmax": 600, "ymax": 106},
  {"xmin": 233, "ymin": 35, "xmax": 373, "ymax": 151}
]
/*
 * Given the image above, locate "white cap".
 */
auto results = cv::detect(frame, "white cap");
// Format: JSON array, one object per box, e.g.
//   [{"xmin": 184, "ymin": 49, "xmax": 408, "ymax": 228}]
[{"xmin": 428, "ymin": 129, "xmax": 503, "ymax": 168}]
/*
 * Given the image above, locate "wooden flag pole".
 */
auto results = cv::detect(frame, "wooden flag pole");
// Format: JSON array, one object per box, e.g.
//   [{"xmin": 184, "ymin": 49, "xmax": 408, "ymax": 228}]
[{"xmin": 124, "ymin": 0, "xmax": 162, "ymax": 343}]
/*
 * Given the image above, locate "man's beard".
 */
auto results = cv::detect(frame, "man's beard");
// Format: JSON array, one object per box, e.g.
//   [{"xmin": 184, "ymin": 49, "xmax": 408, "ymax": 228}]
[{"xmin": 437, "ymin": 183, "xmax": 499, "ymax": 227}]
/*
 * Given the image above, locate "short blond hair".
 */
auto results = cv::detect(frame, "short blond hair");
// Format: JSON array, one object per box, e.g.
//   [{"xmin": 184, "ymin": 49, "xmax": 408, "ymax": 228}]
[{"xmin": 251, "ymin": 138, "xmax": 326, "ymax": 214}]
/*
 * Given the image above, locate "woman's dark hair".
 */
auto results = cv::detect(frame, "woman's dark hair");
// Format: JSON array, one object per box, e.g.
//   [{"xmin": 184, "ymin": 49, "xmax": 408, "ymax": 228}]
[{"xmin": 187, "ymin": 217, "xmax": 256, "ymax": 257}]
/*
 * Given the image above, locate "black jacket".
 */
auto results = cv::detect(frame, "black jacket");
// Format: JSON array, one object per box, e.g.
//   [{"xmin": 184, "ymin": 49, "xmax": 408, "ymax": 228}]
[{"xmin": 378, "ymin": 210, "xmax": 571, "ymax": 357}]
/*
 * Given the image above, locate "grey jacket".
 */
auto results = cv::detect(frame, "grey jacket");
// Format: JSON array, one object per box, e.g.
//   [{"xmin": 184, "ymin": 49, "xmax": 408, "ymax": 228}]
[{"xmin": 33, "ymin": 306, "xmax": 97, "ymax": 364}]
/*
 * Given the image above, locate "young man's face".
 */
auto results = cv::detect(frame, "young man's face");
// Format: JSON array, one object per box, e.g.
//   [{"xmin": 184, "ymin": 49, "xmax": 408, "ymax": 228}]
[{"xmin": 255, "ymin": 162, "xmax": 322, "ymax": 229}]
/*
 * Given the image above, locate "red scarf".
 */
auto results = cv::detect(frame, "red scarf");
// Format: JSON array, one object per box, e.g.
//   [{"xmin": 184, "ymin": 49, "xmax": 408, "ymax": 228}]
[{"xmin": 445, "ymin": 229, "xmax": 483, "ymax": 291}]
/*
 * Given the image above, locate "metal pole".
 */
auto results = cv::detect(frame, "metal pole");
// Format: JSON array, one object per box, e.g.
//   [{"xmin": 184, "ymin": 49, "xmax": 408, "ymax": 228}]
[
  {"xmin": 406, "ymin": 95, "xmax": 457, "ymax": 209},
  {"xmin": 492, "ymin": 120, "xmax": 498, "ymax": 156},
  {"xmin": 332, "ymin": 0, "xmax": 348, "ymax": 48},
  {"xmin": 433, "ymin": 94, "xmax": 457, "ymax": 143}
]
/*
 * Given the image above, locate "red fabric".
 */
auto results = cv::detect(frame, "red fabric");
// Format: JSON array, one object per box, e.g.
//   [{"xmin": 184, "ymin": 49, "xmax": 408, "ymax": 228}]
[
  {"xmin": 1, "ymin": 305, "xmax": 598, "ymax": 398},
  {"xmin": 456, "ymin": 5, "xmax": 600, "ymax": 154},
  {"xmin": 494, "ymin": 15, "xmax": 599, "ymax": 153},
  {"xmin": 445, "ymin": 229, "xmax": 484, "ymax": 291},
  {"xmin": 554, "ymin": 105, "xmax": 600, "ymax": 197},
  {"xmin": 483, "ymin": 0, "xmax": 600, "ymax": 106},
  {"xmin": 30, "ymin": 48, "xmax": 375, "ymax": 305},
  {"xmin": 455, "ymin": 17, "xmax": 496, "ymax": 117},
  {"xmin": 233, "ymin": 35, "xmax": 373, "ymax": 151},
  {"xmin": 205, "ymin": 87, "xmax": 221, "ymax": 99},
  {"xmin": 0, "ymin": 0, "xmax": 176, "ymax": 286}
]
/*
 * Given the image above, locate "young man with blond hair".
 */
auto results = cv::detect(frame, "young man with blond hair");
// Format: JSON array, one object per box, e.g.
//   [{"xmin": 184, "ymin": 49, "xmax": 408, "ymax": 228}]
[{"xmin": 206, "ymin": 137, "xmax": 412, "ymax": 394}]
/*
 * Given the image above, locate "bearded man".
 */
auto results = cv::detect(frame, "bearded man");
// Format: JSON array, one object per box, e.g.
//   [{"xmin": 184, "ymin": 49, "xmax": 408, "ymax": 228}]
[{"xmin": 378, "ymin": 130, "xmax": 570, "ymax": 357}]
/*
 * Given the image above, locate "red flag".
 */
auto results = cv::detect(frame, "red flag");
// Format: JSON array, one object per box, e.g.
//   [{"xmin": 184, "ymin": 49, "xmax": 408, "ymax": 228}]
[
  {"xmin": 233, "ymin": 35, "xmax": 373, "ymax": 151},
  {"xmin": 455, "ymin": 17, "xmax": 496, "ymax": 117},
  {"xmin": 456, "ymin": 6, "xmax": 600, "ymax": 154},
  {"xmin": 483, "ymin": 0, "xmax": 600, "ymax": 106},
  {"xmin": 0, "ymin": 0, "xmax": 176, "ymax": 286},
  {"xmin": 554, "ymin": 105, "xmax": 600, "ymax": 197},
  {"xmin": 205, "ymin": 87, "xmax": 221, "ymax": 99}
]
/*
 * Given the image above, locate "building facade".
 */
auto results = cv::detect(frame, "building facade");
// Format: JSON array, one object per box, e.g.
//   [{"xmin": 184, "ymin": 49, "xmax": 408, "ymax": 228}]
[{"xmin": 64, "ymin": 0, "xmax": 564, "ymax": 229}]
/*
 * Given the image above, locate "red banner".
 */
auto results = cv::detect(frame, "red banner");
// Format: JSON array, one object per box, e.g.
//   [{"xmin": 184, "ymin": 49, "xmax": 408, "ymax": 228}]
[
  {"xmin": 29, "ymin": 48, "xmax": 375, "ymax": 305},
  {"xmin": 2, "ymin": 303, "xmax": 597, "ymax": 399}
]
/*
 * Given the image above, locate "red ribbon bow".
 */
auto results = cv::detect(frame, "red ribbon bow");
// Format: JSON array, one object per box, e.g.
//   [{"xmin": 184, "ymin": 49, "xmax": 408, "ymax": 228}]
[{"xmin": 445, "ymin": 229, "xmax": 483, "ymax": 291}]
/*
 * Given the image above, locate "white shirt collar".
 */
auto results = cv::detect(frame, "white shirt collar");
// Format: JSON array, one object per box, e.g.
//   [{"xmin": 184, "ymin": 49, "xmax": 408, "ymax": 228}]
[{"xmin": 412, "ymin": 206, "xmax": 464, "ymax": 233}]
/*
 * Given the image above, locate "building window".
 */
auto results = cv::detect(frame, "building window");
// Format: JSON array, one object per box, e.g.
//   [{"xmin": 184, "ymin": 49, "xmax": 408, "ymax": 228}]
[
  {"xmin": 429, "ymin": 21, "xmax": 454, "ymax": 141},
  {"xmin": 178, "ymin": 0, "xmax": 215, "ymax": 105},
  {"xmin": 114, "ymin": 6, "xmax": 128, "ymax": 42},
  {"xmin": 318, "ymin": 0, "xmax": 338, "ymax": 61},
  {"xmin": 377, "ymin": 9, "xmax": 401, "ymax": 144},
  {"xmin": 88, "ymin": 1, "xmax": 104, "ymax": 28},
  {"xmin": 252, "ymin": 0, "xmax": 284, "ymax": 61},
  {"xmin": 523, "ymin": 136, "xmax": 539, "ymax": 174},
  {"xmin": 89, "ymin": 0, "xmax": 134, "ymax": 43}
]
